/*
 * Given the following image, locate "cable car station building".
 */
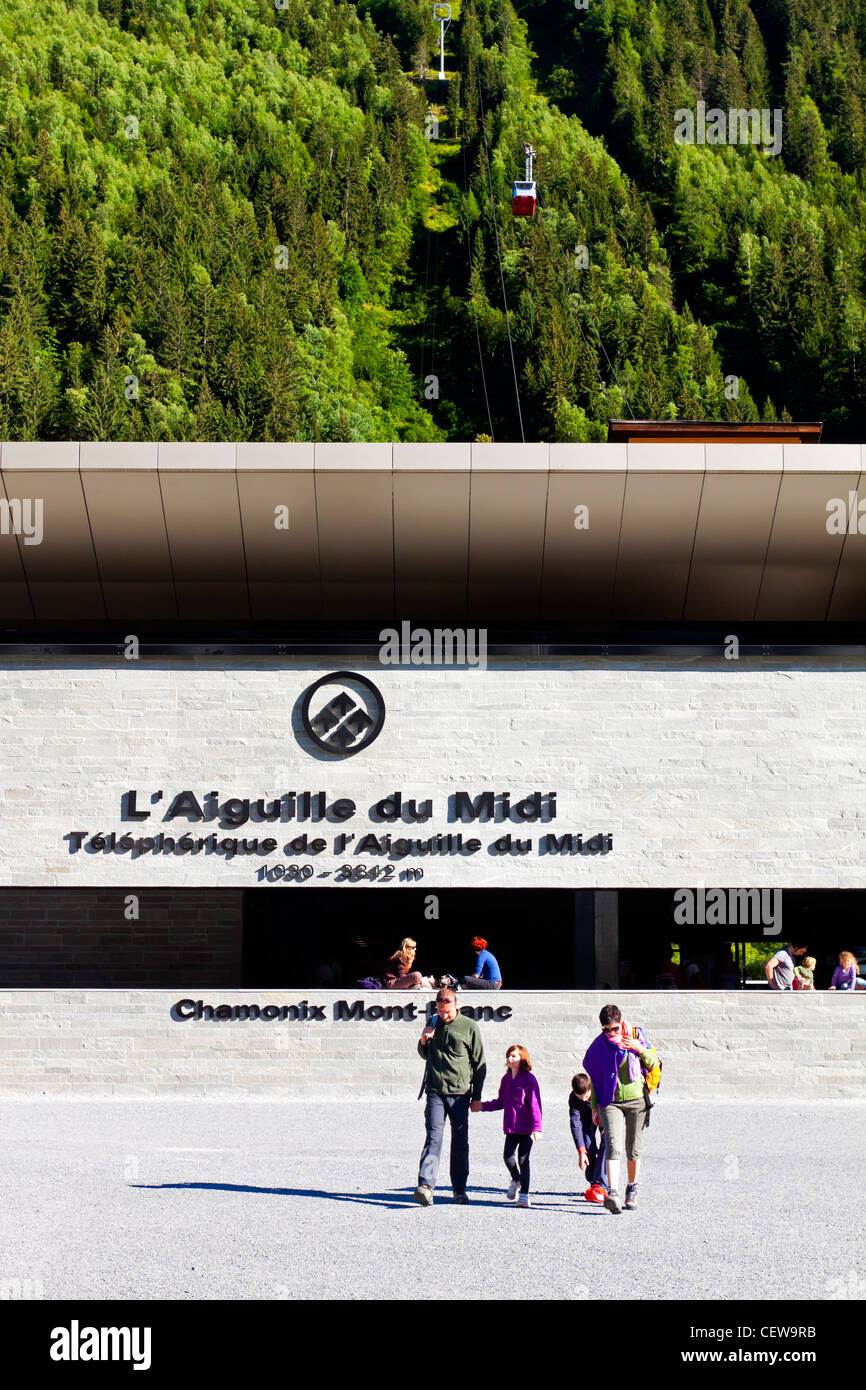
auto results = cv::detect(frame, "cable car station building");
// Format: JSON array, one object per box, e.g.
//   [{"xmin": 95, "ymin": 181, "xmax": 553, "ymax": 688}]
[{"xmin": 0, "ymin": 426, "xmax": 863, "ymax": 1098}]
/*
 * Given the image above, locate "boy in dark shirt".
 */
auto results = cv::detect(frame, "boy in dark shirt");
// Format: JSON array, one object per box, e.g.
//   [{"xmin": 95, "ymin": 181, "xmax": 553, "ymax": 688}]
[{"xmin": 569, "ymin": 1072, "xmax": 607, "ymax": 1203}]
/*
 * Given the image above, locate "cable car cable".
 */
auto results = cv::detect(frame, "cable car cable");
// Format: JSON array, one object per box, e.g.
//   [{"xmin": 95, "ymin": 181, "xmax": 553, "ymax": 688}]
[
  {"xmin": 421, "ymin": 14, "xmax": 495, "ymax": 440},
  {"xmin": 459, "ymin": 28, "xmax": 496, "ymax": 440},
  {"xmin": 488, "ymin": 0, "xmax": 636, "ymax": 421},
  {"xmin": 431, "ymin": 219, "xmax": 441, "ymax": 394},
  {"xmin": 474, "ymin": 56, "xmax": 526, "ymax": 443},
  {"xmin": 418, "ymin": 215, "xmax": 433, "ymax": 393},
  {"xmin": 535, "ymin": 189, "xmax": 636, "ymax": 420},
  {"xmin": 483, "ymin": 22, "xmax": 617, "ymax": 412},
  {"xmin": 418, "ymin": 96, "xmax": 446, "ymax": 427}
]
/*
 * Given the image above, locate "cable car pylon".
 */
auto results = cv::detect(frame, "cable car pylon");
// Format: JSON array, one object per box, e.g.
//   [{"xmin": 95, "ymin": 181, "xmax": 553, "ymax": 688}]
[
  {"xmin": 432, "ymin": 4, "xmax": 451, "ymax": 82},
  {"xmin": 512, "ymin": 141, "xmax": 537, "ymax": 217}
]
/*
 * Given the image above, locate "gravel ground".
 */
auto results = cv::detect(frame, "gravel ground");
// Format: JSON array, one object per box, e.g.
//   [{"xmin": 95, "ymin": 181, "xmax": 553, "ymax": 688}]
[{"xmin": 0, "ymin": 1097, "xmax": 863, "ymax": 1301}]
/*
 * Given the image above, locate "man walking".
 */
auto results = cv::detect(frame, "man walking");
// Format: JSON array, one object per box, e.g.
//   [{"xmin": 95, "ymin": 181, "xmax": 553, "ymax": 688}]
[{"xmin": 413, "ymin": 988, "xmax": 486, "ymax": 1205}]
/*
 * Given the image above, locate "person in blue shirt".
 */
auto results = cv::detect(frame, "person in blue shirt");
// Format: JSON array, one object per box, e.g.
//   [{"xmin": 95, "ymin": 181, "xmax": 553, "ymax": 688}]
[{"xmin": 462, "ymin": 936, "xmax": 503, "ymax": 990}]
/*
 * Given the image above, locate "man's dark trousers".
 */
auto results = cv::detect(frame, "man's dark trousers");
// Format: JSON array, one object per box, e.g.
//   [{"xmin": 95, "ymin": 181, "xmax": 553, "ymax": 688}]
[{"xmin": 419, "ymin": 1092, "xmax": 470, "ymax": 1193}]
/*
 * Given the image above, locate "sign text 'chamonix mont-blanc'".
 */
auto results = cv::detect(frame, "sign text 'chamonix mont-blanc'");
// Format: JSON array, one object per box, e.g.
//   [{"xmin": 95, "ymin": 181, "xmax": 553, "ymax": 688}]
[
  {"xmin": 170, "ymin": 998, "xmax": 514, "ymax": 1024},
  {"xmin": 64, "ymin": 788, "xmax": 613, "ymax": 882}
]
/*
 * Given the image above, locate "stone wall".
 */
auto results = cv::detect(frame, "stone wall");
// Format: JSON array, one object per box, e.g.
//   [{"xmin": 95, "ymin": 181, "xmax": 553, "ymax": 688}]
[
  {"xmin": 1, "ymin": 654, "xmax": 866, "ymax": 889},
  {"xmin": 0, "ymin": 891, "xmax": 243, "ymax": 986},
  {"xmin": 0, "ymin": 990, "xmax": 861, "ymax": 1099}
]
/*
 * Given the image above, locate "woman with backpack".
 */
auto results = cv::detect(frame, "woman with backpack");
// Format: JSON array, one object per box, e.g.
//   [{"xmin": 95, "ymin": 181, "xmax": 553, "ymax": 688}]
[{"xmin": 582, "ymin": 1004, "xmax": 659, "ymax": 1215}]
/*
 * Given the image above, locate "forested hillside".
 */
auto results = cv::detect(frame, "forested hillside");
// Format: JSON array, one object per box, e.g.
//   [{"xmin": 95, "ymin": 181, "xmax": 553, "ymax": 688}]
[
  {"xmin": 420, "ymin": 0, "xmax": 771, "ymax": 440},
  {"xmin": 516, "ymin": 0, "xmax": 866, "ymax": 438},
  {"xmin": 0, "ymin": 0, "xmax": 442, "ymax": 440},
  {"xmin": 0, "ymin": 0, "xmax": 863, "ymax": 441}
]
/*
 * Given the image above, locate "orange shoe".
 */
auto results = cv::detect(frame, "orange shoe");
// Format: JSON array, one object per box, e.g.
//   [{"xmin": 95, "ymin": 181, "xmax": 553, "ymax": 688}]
[{"xmin": 584, "ymin": 1184, "xmax": 605, "ymax": 1204}]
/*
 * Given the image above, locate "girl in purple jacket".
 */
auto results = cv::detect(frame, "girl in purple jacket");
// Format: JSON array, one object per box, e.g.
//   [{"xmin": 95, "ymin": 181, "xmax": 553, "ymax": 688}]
[
  {"xmin": 472, "ymin": 1045, "xmax": 542, "ymax": 1207},
  {"xmin": 830, "ymin": 950, "xmax": 860, "ymax": 990}
]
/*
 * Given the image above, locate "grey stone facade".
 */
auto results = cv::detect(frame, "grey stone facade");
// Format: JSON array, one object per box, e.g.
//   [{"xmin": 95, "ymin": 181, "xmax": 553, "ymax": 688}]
[
  {"xmin": 0, "ymin": 990, "xmax": 861, "ymax": 1099},
  {"xmin": 1, "ymin": 653, "xmax": 866, "ymax": 888}
]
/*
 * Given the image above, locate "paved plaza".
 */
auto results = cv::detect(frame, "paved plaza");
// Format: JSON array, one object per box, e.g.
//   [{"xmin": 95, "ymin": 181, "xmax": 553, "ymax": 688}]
[{"xmin": 0, "ymin": 1097, "xmax": 862, "ymax": 1301}]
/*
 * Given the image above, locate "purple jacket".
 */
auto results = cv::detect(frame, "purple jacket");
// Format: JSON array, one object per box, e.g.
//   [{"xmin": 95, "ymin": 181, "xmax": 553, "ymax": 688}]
[
  {"xmin": 480, "ymin": 1069, "xmax": 542, "ymax": 1134},
  {"xmin": 831, "ymin": 965, "xmax": 858, "ymax": 990},
  {"xmin": 583, "ymin": 1031, "xmax": 643, "ymax": 1107}
]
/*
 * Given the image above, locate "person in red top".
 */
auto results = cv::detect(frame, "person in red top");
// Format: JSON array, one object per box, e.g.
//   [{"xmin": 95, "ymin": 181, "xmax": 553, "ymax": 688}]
[{"xmin": 471, "ymin": 1044, "xmax": 542, "ymax": 1208}]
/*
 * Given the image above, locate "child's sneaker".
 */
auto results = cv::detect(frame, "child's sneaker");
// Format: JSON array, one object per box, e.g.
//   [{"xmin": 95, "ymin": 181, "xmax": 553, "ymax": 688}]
[
  {"xmin": 584, "ymin": 1184, "xmax": 605, "ymax": 1203},
  {"xmin": 505, "ymin": 1177, "xmax": 520, "ymax": 1201},
  {"xmin": 517, "ymin": 1192, "xmax": 531, "ymax": 1208}
]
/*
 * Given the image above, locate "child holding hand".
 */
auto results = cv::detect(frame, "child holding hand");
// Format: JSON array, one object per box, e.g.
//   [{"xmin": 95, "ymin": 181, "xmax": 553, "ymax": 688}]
[
  {"xmin": 569, "ymin": 1072, "xmax": 607, "ymax": 1203},
  {"xmin": 471, "ymin": 1044, "xmax": 541, "ymax": 1208}
]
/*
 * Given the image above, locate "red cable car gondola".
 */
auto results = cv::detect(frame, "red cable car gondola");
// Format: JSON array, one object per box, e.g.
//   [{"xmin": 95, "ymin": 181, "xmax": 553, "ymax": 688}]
[
  {"xmin": 511, "ymin": 142, "xmax": 537, "ymax": 217},
  {"xmin": 511, "ymin": 181, "xmax": 536, "ymax": 217}
]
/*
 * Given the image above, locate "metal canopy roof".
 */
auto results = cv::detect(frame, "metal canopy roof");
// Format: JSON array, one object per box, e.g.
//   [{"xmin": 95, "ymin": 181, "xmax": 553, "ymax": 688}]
[{"xmin": 0, "ymin": 441, "xmax": 864, "ymax": 623}]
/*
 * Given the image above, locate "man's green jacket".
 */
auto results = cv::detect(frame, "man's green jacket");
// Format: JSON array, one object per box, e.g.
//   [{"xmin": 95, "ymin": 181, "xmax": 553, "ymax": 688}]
[{"xmin": 418, "ymin": 1013, "xmax": 486, "ymax": 1100}]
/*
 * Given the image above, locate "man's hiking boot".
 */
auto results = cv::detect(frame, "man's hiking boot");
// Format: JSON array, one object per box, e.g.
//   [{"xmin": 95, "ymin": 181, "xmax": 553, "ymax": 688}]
[
  {"xmin": 624, "ymin": 1183, "xmax": 638, "ymax": 1210},
  {"xmin": 412, "ymin": 1184, "xmax": 434, "ymax": 1206},
  {"xmin": 604, "ymin": 1188, "xmax": 623, "ymax": 1214}
]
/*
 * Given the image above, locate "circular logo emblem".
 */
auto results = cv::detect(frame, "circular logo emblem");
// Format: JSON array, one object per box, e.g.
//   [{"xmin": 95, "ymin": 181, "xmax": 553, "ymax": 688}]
[{"xmin": 300, "ymin": 671, "xmax": 385, "ymax": 757}]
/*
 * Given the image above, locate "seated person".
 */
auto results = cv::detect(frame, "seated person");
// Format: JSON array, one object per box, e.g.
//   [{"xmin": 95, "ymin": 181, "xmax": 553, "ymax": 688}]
[
  {"xmin": 381, "ymin": 937, "xmax": 434, "ymax": 990},
  {"xmin": 461, "ymin": 936, "xmax": 502, "ymax": 990},
  {"xmin": 830, "ymin": 950, "xmax": 860, "ymax": 991}
]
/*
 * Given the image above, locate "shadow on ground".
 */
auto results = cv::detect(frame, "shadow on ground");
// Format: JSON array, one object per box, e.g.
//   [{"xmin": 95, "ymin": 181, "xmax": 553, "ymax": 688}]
[{"xmin": 130, "ymin": 1182, "xmax": 598, "ymax": 1212}]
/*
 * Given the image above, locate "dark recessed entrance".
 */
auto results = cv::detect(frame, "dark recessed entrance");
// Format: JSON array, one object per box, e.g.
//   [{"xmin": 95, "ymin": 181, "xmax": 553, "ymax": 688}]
[
  {"xmin": 242, "ymin": 888, "xmax": 590, "ymax": 989},
  {"xmin": 618, "ymin": 889, "xmax": 866, "ymax": 989},
  {"xmin": 0, "ymin": 887, "xmax": 861, "ymax": 989}
]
